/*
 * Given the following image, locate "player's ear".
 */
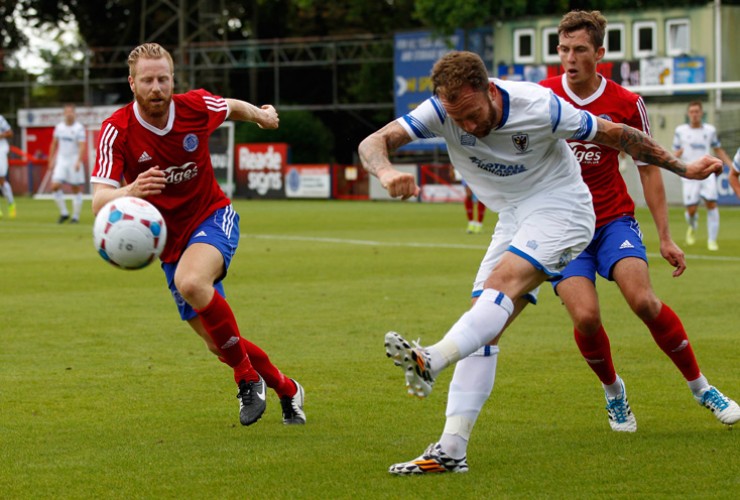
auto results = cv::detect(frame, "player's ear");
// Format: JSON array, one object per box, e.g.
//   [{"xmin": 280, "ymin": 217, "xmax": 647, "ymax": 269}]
[
  {"xmin": 128, "ymin": 75, "xmax": 135, "ymax": 92},
  {"xmin": 595, "ymin": 46, "xmax": 606, "ymax": 63}
]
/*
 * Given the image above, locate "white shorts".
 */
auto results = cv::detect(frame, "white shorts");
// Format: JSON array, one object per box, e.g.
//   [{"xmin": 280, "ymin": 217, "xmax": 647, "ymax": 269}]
[
  {"xmin": 52, "ymin": 159, "xmax": 86, "ymax": 186},
  {"xmin": 682, "ymin": 176, "xmax": 718, "ymax": 205},
  {"xmin": 472, "ymin": 186, "xmax": 595, "ymax": 301},
  {"xmin": 0, "ymin": 149, "xmax": 8, "ymax": 177}
]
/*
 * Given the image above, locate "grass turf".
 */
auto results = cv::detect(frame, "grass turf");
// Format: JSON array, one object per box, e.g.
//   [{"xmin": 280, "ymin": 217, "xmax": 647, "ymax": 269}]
[{"xmin": 1, "ymin": 197, "xmax": 738, "ymax": 499}]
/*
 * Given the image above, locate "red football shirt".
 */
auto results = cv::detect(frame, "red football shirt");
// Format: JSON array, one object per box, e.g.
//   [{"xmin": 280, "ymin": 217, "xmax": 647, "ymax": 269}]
[
  {"xmin": 540, "ymin": 74, "xmax": 651, "ymax": 228},
  {"xmin": 92, "ymin": 89, "xmax": 230, "ymax": 263}
]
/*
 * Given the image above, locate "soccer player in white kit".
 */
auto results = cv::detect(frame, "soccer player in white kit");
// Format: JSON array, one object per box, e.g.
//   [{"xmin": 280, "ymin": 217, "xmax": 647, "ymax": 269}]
[
  {"xmin": 0, "ymin": 113, "xmax": 16, "ymax": 219},
  {"xmin": 673, "ymin": 101, "xmax": 734, "ymax": 250},
  {"xmin": 49, "ymin": 104, "xmax": 87, "ymax": 223},
  {"xmin": 359, "ymin": 51, "xmax": 722, "ymax": 474}
]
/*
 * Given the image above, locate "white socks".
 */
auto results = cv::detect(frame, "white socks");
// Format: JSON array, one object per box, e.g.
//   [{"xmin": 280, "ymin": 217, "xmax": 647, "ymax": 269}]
[
  {"xmin": 707, "ymin": 208, "xmax": 719, "ymax": 242},
  {"xmin": 72, "ymin": 192, "xmax": 83, "ymax": 220},
  {"xmin": 685, "ymin": 211, "xmax": 697, "ymax": 230},
  {"xmin": 427, "ymin": 288, "xmax": 513, "ymax": 373},
  {"xmin": 1, "ymin": 182, "xmax": 14, "ymax": 205},
  {"xmin": 688, "ymin": 374, "xmax": 709, "ymax": 397},
  {"xmin": 54, "ymin": 189, "xmax": 69, "ymax": 216},
  {"xmin": 439, "ymin": 345, "xmax": 499, "ymax": 459},
  {"xmin": 603, "ymin": 375, "xmax": 624, "ymax": 399}
]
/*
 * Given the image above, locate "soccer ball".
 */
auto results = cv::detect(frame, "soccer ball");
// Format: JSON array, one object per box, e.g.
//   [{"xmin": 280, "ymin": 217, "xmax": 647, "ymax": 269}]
[{"xmin": 93, "ymin": 196, "xmax": 167, "ymax": 270}]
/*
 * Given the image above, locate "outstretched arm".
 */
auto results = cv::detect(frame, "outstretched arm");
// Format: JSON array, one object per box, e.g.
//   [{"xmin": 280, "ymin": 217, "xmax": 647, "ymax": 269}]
[
  {"xmin": 592, "ymin": 118, "xmax": 722, "ymax": 179},
  {"xmin": 358, "ymin": 121, "xmax": 419, "ymax": 200},
  {"xmin": 225, "ymin": 99, "xmax": 279, "ymax": 129}
]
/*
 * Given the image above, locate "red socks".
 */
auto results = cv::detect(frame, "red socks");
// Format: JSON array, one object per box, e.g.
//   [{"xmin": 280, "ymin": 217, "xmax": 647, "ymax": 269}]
[
  {"xmin": 464, "ymin": 197, "xmax": 474, "ymax": 221},
  {"xmin": 196, "ymin": 292, "xmax": 296, "ymax": 393},
  {"xmin": 241, "ymin": 339, "xmax": 297, "ymax": 398},
  {"xmin": 195, "ymin": 292, "xmax": 255, "ymax": 382},
  {"xmin": 476, "ymin": 201, "xmax": 486, "ymax": 223},
  {"xmin": 574, "ymin": 326, "xmax": 617, "ymax": 385},
  {"xmin": 644, "ymin": 303, "xmax": 701, "ymax": 381}
]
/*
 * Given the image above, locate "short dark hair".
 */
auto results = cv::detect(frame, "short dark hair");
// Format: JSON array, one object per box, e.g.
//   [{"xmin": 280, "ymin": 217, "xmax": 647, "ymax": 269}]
[{"xmin": 558, "ymin": 10, "xmax": 607, "ymax": 49}]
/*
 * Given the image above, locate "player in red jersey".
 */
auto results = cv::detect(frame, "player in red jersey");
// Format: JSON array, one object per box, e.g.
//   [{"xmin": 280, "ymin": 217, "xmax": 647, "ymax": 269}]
[
  {"xmin": 540, "ymin": 10, "xmax": 738, "ymax": 431},
  {"xmin": 91, "ymin": 43, "xmax": 305, "ymax": 426}
]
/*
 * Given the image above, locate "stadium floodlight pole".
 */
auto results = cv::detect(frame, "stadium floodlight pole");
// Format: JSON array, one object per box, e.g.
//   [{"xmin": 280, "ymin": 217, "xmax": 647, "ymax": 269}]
[{"xmin": 715, "ymin": 0, "xmax": 722, "ymax": 109}]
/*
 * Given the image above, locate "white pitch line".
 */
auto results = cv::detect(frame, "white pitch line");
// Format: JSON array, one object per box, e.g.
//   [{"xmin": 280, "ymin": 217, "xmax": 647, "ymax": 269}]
[{"xmin": 244, "ymin": 233, "xmax": 740, "ymax": 261}]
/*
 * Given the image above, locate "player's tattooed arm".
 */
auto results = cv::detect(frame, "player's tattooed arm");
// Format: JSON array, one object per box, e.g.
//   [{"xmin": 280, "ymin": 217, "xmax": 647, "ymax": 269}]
[
  {"xmin": 593, "ymin": 120, "xmax": 687, "ymax": 176},
  {"xmin": 358, "ymin": 121, "xmax": 413, "ymax": 177},
  {"xmin": 359, "ymin": 121, "xmax": 419, "ymax": 199}
]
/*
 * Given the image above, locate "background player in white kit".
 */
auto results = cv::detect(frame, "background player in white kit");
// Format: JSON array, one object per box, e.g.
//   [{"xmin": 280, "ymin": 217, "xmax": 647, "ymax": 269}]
[
  {"xmin": 49, "ymin": 104, "xmax": 86, "ymax": 223},
  {"xmin": 673, "ymin": 101, "xmax": 734, "ymax": 250},
  {"xmin": 359, "ymin": 51, "xmax": 722, "ymax": 475},
  {"xmin": 0, "ymin": 113, "xmax": 16, "ymax": 219}
]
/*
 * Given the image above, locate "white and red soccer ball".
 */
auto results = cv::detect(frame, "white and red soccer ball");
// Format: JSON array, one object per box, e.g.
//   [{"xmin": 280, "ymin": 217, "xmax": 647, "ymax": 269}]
[{"xmin": 93, "ymin": 196, "xmax": 167, "ymax": 270}]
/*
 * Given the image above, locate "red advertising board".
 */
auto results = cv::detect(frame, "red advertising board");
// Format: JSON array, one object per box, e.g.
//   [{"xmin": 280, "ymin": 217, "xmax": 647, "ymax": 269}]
[{"xmin": 234, "ymin": 143, "xmax": 289, "ymax": 199}]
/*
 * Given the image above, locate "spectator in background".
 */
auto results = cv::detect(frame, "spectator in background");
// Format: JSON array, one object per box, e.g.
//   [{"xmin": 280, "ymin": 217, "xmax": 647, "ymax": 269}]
[
  {"xmin": 0, "ymin": 113, "xmax": 17, "ymax": 219},
  {"xmin": 49, "ymin": 104, "xmax": 86, "ymax": 223},
  {"xmin": 673, "ymin": 101, "xmax": 734, "ymax": 250}
]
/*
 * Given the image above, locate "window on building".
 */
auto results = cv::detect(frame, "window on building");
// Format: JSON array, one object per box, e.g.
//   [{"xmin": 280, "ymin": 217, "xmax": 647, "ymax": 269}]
[
  {"xmin": 633, "ymin": 21, "xmax": 657, "ymax": 58},
  {"xmin": 666, "ymin": 19, "xmax": 690, "ymax": 56},
  {"xmin": 604, "ymin": 23, "xmax": 625, "ymax": 59},
  {"xmin": 543, "ymin": 27, "xmax": 560, "ymax": 63},
  {"xmin": 514, "ymin": 28, "xmax": 535, "ymax": 64}
]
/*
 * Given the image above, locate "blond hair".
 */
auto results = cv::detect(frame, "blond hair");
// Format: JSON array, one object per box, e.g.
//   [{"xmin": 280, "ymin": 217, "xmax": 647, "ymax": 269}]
[
  {"xmin": 127, "ymin": 43, "xmax": 174, "ymax": 78},
  {"xmin": 558, "ymin": 10, "xmax": 607, "ymax": 49},
  {"xmin": 431, "ymin": 51, "xmax": 489, "ymax": 103}
]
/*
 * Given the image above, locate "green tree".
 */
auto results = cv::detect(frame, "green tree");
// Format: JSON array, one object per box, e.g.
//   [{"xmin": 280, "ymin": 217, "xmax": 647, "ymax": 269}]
[{"xmin": 235, "ymin": 109, "xmax": 335, "ymax": 163}]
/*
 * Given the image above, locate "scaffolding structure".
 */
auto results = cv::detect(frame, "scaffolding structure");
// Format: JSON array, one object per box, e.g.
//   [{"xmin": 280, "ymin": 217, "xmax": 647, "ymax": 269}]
[{"xmin": 0, "ymin": 0, "xmax": 395, "ymax": 113}]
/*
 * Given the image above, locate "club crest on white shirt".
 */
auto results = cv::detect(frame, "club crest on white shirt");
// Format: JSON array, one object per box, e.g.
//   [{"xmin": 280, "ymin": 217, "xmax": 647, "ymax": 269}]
[
  {"xmin": 512, "ymin": 133, "xmax": 530, "ymax": 153},
  {"xmin": 460, "ymin": 134, "xmax": 476, "ymax": 146}
]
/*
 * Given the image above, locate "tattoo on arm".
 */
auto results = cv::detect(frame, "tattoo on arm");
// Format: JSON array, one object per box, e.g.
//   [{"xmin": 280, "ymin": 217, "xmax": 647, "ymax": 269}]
[
  {"xmin": 594, "ymin": 121, "xmax": 687, "ymax": 176},
  {"xmin": 359, "ymin": 122, "xmax": 413, "ymax": 176}
]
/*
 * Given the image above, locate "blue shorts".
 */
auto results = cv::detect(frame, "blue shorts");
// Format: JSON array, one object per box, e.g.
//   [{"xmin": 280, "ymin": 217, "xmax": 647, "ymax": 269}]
[
  {"xmin": 551, "ymin": 216, "xmax": 647, "ymax": 291},
  {"xmin": 161, "ymin": 205, "xmax": 240, "ymax": 321}
]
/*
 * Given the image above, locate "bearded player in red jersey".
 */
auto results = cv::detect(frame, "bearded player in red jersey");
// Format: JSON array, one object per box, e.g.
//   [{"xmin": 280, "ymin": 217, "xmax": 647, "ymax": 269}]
[
  {"xmin": 540, "ymin": 11, "xmax": 738, "ymax": 431},
  {"xmin": 91, "ymin": 43, "xmax": 305, "ymax": 427}
]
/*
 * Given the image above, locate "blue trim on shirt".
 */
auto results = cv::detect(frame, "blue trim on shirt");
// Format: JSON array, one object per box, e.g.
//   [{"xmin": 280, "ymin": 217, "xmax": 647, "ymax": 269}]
[
  {"xmin": 495, "ymin": 85, "xmax": 510, "ymax": 130},
  {"xmin": 549, "ymin": 92, "xmax": 562, "ymax": 133},
  {"xmin": 402, "ymin": 115, "xmax": 436, "ymax": 139},
  {"xmin": 430, "ymin": 96, "xmax": 447, "ymax": 124}
]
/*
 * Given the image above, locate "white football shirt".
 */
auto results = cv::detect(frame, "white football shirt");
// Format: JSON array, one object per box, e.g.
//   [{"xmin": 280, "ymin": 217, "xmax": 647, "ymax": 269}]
[
  {"xmin": 672, "ymin": 123, "xmax": 721, "ymax": 163},
  {"xmin": 0, "ymin": 115, "xmax": 10, "ymax": 154},
  {"xmin": 397, "ymin": 79, "xmax": 597, "ymax": 211},
  {"xmin": 53, "ymin": 121, "xmax": 86, "ymax": 161}
]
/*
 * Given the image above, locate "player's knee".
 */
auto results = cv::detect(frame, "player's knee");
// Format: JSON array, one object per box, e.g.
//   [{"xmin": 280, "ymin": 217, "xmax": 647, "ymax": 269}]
[
  {"xmin": 628, "ymin": 294, "xmax": 661, "ymax": 321},
  {"xmin": 572, "ymin": 310, "xmax": 601, "ymax": 335},
  {"xmin": 174, "ymin": 274, "xmax": 208, "ymax": 305}
]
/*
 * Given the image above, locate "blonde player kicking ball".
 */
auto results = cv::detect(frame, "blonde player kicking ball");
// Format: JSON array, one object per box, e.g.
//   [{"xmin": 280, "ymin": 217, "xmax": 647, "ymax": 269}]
[
  {"xmin": 540, "ymin": 10, "xmax": 739, "ymax": 433},
  {"xmin": 91, "ymin": 43, "xmax": 305, "ymax": 426},
  {"xmin": 358, "ymin": 50, "xmax": 722, "ymax": 475}
]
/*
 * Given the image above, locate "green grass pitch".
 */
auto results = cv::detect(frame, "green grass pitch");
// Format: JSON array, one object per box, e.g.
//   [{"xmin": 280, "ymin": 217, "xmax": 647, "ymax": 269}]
[{"xmin": 1, "ymin": 197, "xmax": 738, "ymax": 498}]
